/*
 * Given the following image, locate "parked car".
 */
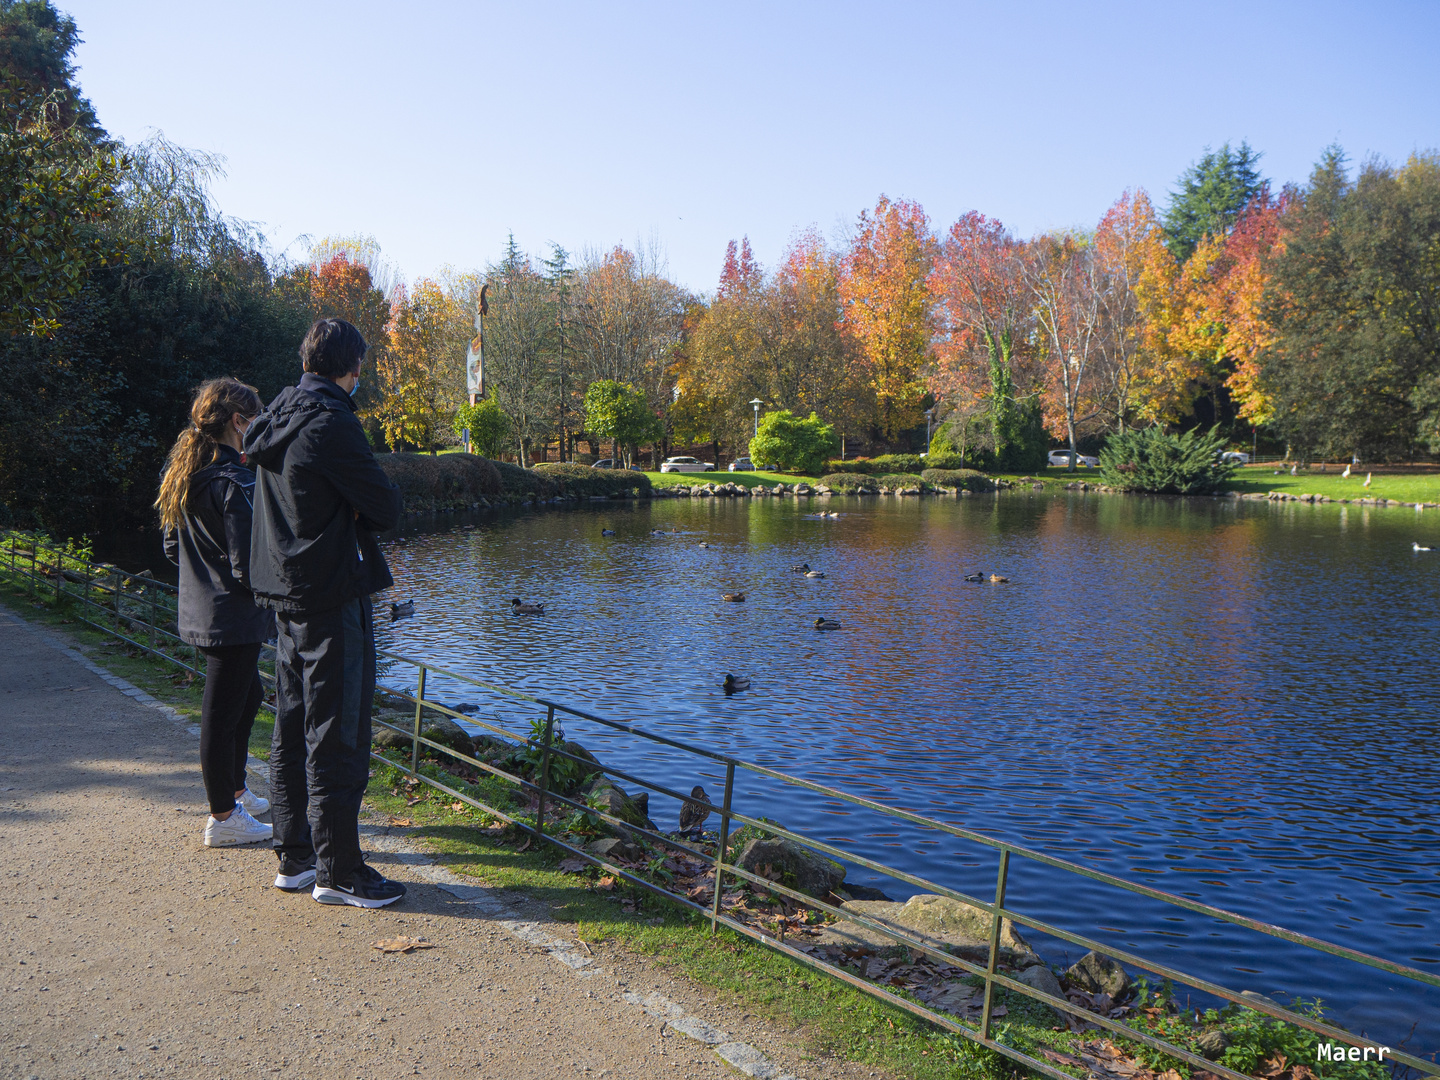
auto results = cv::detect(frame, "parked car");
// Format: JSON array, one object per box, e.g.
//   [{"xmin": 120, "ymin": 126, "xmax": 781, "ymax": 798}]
[
  {"xmin": 660, "ymin": 456, "xmax": 714, "ymax": 473},
  {"xmin": 1048, "ymin": 449, "xmax": 1099, "ymax": 468},
  {"xmin": 1220, "ymin": 451, "xmax": 1251, "ymax": 465},
  {"xmin": 591, "ymin": 458, "xmax": 616, "ymax": 469},
  {"xmin": 729, "ymin": 457, "xmax": 754, "ymax": 472}
]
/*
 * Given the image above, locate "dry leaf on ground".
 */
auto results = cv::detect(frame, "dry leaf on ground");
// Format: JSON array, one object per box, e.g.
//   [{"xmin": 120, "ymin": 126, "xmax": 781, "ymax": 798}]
[
  {"xmin": 387, "ymin": 816, "xmax": 414, "ymax": 827},
  {"xmin": 557, "ymin": 858, "xmax": 586, "ymax": 873},
  {"xmin": 405, "ymin": 796, "xmax": 424, "ymax": 806},
  {"xmin": 372, "ymin": 937, "xmax": 435, "ymax": 953},
  {"xmin": 595, "ymin": 876, "xmax": 616, "ymax": 890},
  {"xmin": 449, "ymin": 801, "xmax": 465, "ymax": 811}
]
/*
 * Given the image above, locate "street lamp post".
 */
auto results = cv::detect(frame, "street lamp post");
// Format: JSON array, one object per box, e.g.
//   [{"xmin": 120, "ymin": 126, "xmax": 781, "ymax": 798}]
[
  {"xmin": 925, "ymin": 408, "xmax": 934, "ymax": 453},
  {"xmin": 750, "ymin": 399, "xmax": 763, "ymax": 437}
]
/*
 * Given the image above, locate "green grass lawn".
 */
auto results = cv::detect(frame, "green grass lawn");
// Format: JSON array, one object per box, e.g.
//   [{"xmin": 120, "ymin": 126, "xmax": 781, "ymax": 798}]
[{"xmin": 1223, "ymin": 466, "xmax": 1440, "ymax": 503}]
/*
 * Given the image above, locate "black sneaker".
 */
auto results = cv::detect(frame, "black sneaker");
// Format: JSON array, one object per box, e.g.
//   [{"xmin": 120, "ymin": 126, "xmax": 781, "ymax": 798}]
[
  {"xmin": 274, "ymin": 858, "xmax": 317, "ymax": 891},
  {"xmin": 313, "ymin": 862, "xmax": 406, "ymax": 908}
]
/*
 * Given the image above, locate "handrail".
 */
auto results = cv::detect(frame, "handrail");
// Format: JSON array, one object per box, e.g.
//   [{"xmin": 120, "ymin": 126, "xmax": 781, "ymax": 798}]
[{"xmin": 4, "ymin": 530, "xmax": 1435, "ymax": 1079}]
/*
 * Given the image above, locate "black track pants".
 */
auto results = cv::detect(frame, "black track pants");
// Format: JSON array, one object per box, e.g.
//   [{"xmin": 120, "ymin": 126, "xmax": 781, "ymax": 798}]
[
  {"xmin": 269, "ymin": 597, "xmax": 375, "ymax": 887},
  {"xmin": 197, "ymin": 642, "xmax": 264, "ymax": 817}
]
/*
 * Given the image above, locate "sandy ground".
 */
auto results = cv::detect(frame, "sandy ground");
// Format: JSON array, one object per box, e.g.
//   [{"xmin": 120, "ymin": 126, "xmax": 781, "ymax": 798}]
[{"xmin": 0, "ymin": 610, "xmax": 879, "ymax": 1080}]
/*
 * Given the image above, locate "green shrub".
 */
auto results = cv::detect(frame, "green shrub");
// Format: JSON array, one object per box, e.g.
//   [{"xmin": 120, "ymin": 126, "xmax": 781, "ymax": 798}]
[
  {"xmin": 451, "ymin": 398, "xmax": 510, "ymax": 457},
  {"xmin": 818, "ymin": 473, "xmax": 879, "ymax": 493},
  {"xmin": 379, "ymin": 452, "xmax": 502, "ymax": 510},
  {"xmin": 921, "ymin": 468, "xmax": 992, "ymax": 491},
  {"xmin": 1099, "ymin": 425, "xmax": 1235, "ymax": 494},
  {"xmin": 490, "ymin": 459, "xmax": 560, "ymax": 499},
  {"xmin": 822, "ymin": 459, "xmax": 873, "ymax": 474},
  {"xmin": 923, "ymin": 452, "xmax": 968, "ymax": 470},
  {"xmin": 870, "ymin": 453, "xmax": 926, "ymax": 474},
  {"xmin": 532, "ymin": 462, "xmax": 653, "ymax": 498},
  {"xmin": 749, "ymin": 410, "xmax": 838, "ymax": 475},
  {"xmin": 875, "ymin": 472, "xmax": 928, "ymax": 490}
]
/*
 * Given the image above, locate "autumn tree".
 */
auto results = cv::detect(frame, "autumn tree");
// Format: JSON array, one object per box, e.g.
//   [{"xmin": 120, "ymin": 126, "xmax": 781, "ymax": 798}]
[
  {"xmin": 839, "ymin": 196, "xmax": 936, "ymax": 441},
  {"xmin": 371, "ymin": 278, "xmax": 463, "ymax": 452},
  {"xmin": 1090, "ymin": 190, "xmax": 1159, "ymax": 433},
  {"xmin": 928, "ymin": 212, "xmax": 1045, "ymax": 469}
]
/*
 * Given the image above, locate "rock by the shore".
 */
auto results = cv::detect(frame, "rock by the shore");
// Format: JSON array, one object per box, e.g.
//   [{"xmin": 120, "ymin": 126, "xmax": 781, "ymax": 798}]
[
  {"xmin": 1015, "ymin": 964, "xmax": 1067, "ymax": 1020},
  {"xmin": 1196, "ymin": 1030, "xmax": 1231, "ymax": 1060},
  {"xmin": 734, "ymin": 837, "xmax": 845, "ymax": 898},
  {"xmin": 814, "ymin": 893, "xmax": 1040, "ymax": 966},
  {"xmin": 1064, "ymin": 950, "xmax": 1131, "ymax": 999},
  {"xmin": 586, "ymin": 781, "xmax": 649, "ymax": 829},
  {"xmin": 373, "ymin": 714, "xmax": 476, "ymax": 756},
  {"xmin": 586, "ymin": 836, "xmax": 643, "ymax": 862}
]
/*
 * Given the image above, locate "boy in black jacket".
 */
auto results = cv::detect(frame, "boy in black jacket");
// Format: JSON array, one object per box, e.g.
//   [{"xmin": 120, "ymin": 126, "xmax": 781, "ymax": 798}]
[{"xmin": 244, "ymin": 318, "xmax": 406, "ymax": 907}]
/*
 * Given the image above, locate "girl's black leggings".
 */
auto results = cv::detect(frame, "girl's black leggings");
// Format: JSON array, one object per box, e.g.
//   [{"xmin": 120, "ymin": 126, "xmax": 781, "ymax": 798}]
[{"xmin": 197, "ymin": 642, "xmax": 264, "ymax": 816}]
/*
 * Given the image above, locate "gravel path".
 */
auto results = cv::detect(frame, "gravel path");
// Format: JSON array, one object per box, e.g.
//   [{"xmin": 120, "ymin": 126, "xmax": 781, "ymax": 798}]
[{"xmin": 0, "ymin": 610, "xmax": 879, "ymax": 1080}]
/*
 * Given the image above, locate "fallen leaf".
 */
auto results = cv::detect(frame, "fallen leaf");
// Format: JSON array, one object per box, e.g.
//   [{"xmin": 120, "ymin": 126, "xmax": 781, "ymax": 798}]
[
  {"xmin": 1041, "ymin": 1049, "xmax": 1086, "ymax": 1068},
  {"xmin": 405, "ymin": 796, "xmax": 424, "ymax": 806},
  {"xmin": 387, "ymin": 816, "xmax": 414, "ymax": 828},
  {"xmin": 372, "ymin": 937, "xmax": 435, "ymax": 954},
  {"xmin": 595, "ymin": 876, "xmax": 616, "ymax": 890},
  {"xmin": 449, "ymin": 801, "xmax": 465, "ymax": 811},
  {"xmin": 1157, "ymin": 1071, "xmax": 1185, "ymax": 1080},
  {"xmin": 685, "ymin": 883, "xmax": 713, "ymax": 901},
  {"xmin": 516, "ymin": 837, "xmax": 532, "ymax": 853},
  {"xmin": 557, "ymin": 858, "xmax": 586, "ymax": 873}
]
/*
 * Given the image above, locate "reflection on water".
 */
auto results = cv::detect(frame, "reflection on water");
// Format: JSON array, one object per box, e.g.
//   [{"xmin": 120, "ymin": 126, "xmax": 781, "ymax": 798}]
[{"xmin": 375, "ymin": 494, "xmax": 1440, "ymax": 1045}]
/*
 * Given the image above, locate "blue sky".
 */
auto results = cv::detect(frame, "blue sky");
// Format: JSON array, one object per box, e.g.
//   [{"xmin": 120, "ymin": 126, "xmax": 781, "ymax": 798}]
[{"xmin": 64, "ymin": 0, "xmax": 1439, "ymax": 293}]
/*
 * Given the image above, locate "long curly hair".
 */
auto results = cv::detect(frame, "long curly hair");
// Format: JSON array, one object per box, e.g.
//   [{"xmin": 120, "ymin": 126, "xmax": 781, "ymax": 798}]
[{"xmin": 155, "ymin": 377, "xmax": 263, "ymax": 530}]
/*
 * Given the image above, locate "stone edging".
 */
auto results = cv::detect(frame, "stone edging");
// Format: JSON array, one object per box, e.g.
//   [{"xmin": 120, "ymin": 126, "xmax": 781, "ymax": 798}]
[{"xmin": 1, "ymin": 609, "xmax": 807, "ymax": 1080}]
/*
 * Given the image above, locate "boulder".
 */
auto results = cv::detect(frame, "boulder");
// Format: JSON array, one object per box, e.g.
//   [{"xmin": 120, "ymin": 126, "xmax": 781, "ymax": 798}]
[
  {"xmin": 735, "ymin": 837, "xmax": 845, "ymax": 898},
  {"xmin": 372, "ymin": 714, "xmax": 475, "ymax": 757},
  {"xmin": 1064, "ymin": 950, "xmax": 1130, "ymax": 1000},
  {"xmin": 586, "ymin": 782, "xmax": 648, "ymax": 828},
  {"xmin": 1196, "ymin": 1030, "xmax": 1230, "ymax": 1060},
  {"xmin": 815, "ymin": 893, "xmax": 1040, "ymax": 966},
  {"xmin": 586, "ymin": 836, "xmax": 643, "ymax": 863},
  {"xmin": 1015, "ymin": 964, "xmax": 1067, "ymax": 1021}
]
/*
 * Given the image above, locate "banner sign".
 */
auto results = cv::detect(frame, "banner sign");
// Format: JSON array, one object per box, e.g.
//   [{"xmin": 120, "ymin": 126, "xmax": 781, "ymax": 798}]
[{"xmin": 466, "ymin": 284, "xmax": 489, "ymax": 398}]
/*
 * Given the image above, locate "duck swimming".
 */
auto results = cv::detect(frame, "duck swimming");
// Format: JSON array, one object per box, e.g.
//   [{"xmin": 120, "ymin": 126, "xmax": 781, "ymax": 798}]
[
  {"xmin": 988, "ymin": 574, "xmax": 1009, "ymax": 583},
  {"xmin": 601, "ymin": 528, "xmax": 615, "ymax": 536},
  {"xmin": 805, "ymin": 570, "xmax": 826, "ymax": 579},
  {"xmin": 389, "ymin": 600, "xmax": 415, "ymax": 620},
  {"xmin": 511, "ymin": 598, "xmax": 545, "ymax": 614},
  {"xmin": 789, "ymin": 563, "xmax": 810, "ymax": 573},
  {"xmin": 1415, "ymin": 542, "xmax": 1434, "ymax": 552},
  {"xmin": 963, "ymin": 572, "xmax": 983, "ymax": 583},
  {"xmin": 722, "ymin": 674, "xmax": 751, "ymax": 693},
  {"xmin": 813, "ymin": 617, "xmax": 841, "ymax": 631},
  {"xmin": 722, "ymin": 592, "xmax": 746, "ymax": 602}
]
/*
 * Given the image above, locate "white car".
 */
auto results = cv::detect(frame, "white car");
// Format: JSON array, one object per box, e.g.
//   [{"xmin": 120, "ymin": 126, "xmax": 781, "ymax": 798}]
[
  {"xmin": 1048, "ymin": 450, "xmax": 1098, "ymax": 468},
  {"xmin": 660, "ymin": 456, "xmax": 714, "ymax": 474}
]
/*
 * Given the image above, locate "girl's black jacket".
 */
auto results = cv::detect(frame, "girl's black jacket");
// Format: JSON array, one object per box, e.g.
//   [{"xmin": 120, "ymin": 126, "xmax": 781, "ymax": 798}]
[{"xmin": 162, "ymin": 444, "xmax": 273, "ymax": 647}]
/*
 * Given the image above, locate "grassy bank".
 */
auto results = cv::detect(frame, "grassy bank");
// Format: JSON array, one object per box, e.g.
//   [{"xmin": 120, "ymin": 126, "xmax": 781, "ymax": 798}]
[{"xmin": 1225, "ymin": 466, "xmax": 1440, "ymax": 504}]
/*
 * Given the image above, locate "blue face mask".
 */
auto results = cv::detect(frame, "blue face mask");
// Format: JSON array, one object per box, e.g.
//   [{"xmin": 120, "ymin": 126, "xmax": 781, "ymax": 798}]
[{"xmin": 348, "ymin": 377, "xmax": 360, "ymax": 397}]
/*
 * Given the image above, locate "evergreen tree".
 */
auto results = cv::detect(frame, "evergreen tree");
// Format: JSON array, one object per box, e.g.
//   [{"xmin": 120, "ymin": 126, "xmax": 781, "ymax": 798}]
[
  {"xmin": 1162, "ymin": 141, "xmax": 1266, "ymax": 261},
  {"xmin": 0, "ymin": 0, "xmax": 103, "ymax": 139}
]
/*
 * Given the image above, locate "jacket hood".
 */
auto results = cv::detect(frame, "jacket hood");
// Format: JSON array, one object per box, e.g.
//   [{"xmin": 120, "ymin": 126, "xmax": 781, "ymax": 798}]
[{"xmin": 243, "ymin": 376, "xmax": 353, "ymax": 470}]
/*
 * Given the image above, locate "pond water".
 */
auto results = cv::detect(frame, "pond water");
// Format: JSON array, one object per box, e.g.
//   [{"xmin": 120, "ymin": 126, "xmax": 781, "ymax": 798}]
[{"xmin": 371, "ymin": 493, "xmax": 1440, "ymax": 1043}]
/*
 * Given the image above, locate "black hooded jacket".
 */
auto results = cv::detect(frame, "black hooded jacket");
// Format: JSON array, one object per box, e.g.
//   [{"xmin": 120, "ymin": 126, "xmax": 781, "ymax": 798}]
[
  {"xmin": 162, "ymin": 444, "xmax": 273, "ymax": 647},
  {"xmin": 242, "ymin": 374, "xmax": 402, "ymax": 614}
]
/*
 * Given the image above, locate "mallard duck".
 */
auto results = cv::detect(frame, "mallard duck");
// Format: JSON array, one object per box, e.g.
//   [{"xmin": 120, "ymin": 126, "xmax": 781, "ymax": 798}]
[
  {"xmin": 1414, "ymin": 542, "xmax": 1434, "ymax": 551},
  {"xmin": 789, "ymin": 563, "xmax": 810, "ymax": 573},
  {"xmin": 601, "ymin": 528, "xmax": 615, "ymax": 536},
  {"xmin": 988, "ymin": 574, "xmax": 1009, "ymax": 583},
  {"xmin": 722, "ymin": 592, "xmax": 746, "ymax": 602},
  {"xmin": 963, "ymin": 572, "xmax": 983, "ymax": 583},
  {"xmin": 698, "ymin": 542, "xmax": 710, "ymax": 549},
  {"xmin": 822, "ymin": 511, "xmax": 840, "ymax": 519},
  {"xmin": 511, "ymin": 598, "xmax": 545, "ymax": 614},
  {"xmin": 679, "ymin": 785, "xmax": 712, "ymax": 836},
  {"xmin": 722, "ymin": 674, "xmax": 751, "ymax": 693},
  {"xmin": 805, "ymin": 570, "xmax": 826, "ymax": 579},
  {"xmin": 389, "ymin": 600, "xmax": 415, "ymax": 620},
  {"xmin": 814, "ymin": 617, "xmax": 841, "ymax": 630}
]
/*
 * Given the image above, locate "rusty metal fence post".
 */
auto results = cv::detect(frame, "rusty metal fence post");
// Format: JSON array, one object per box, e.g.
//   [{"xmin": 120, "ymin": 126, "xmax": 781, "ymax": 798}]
[
  {"xmin": 411, "ymin": 666, "xmax": 427, "ymax": 777},
  {"xmin": 980, "ymin": 847, "xmax": 1011, "ymax": 1039},
  {"xmin": 709, "ymin": 761, "xmax": 736, "ymax": 933}
]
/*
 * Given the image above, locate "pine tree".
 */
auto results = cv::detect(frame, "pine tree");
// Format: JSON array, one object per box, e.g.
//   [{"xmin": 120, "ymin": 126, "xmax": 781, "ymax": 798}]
[{"xmin": 1161, "ymin": 141, "xmax": 1266, "ymax": 261}]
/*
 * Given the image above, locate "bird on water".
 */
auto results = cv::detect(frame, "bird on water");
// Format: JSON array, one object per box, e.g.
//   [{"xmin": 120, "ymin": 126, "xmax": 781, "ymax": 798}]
[
  {"xmin": 1414, "ymin": 542, "xmax": 1434, "ymax": 552},
  {"xmin": 722, "ymin": 592, "xmax": 746, "ymax": 602},
  {"xmin": 722, "ymin": 674, "xmax": 751, "ymax": 693},
  {"xmin": 511, "ymin": 598, "xmax": 545, "ymax": 614},
  {"xmin": 814, "ymin": 617, "xmax": 841, "ymax": 630},
  {"xmin": 389, "ymin": 600, "xmax": 415, "ymax": 620},
  {"xmin": 963, "ymin": 572, "xmax": 983, "ymax": 583},
  {"xmin": 679, "ymin": 786, "xmax": 712, "ymax": 837}
]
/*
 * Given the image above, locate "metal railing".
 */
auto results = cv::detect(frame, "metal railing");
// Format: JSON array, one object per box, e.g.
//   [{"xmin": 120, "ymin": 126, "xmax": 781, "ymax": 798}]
[{"xmin": 4, "ymin": 530, "xmax": 1437, "ymax": 1080}]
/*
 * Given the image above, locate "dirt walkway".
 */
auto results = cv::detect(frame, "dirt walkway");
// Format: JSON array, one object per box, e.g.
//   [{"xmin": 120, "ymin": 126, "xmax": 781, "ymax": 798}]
[{"xmin": 0, "ymin": 610, "xmax": 861, "ymax": 1080}]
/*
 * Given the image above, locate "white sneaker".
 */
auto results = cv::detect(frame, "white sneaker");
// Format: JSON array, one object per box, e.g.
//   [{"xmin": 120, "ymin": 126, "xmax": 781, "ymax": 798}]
[
  {"xmin": 203, "ymin": 805, "xmax": 273, "ymax": 847},
  {"xmin": 239, "ymin": 788, "xmax": 270, "ymax": 816}
]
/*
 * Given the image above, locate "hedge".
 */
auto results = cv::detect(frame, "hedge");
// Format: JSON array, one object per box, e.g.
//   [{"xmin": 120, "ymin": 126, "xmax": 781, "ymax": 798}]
[
  {"xmin": 531, "ymin": 462, "xmax": 653, "ymax": 498},
  {"xmin": 818, "ymin": 473, "xmax": 879, "ymax": 493},
  {"xmin": 378, "ymin": 452, "xmax": 502, "ymax": 511},
  {"xmin": 920, "ymin": 468, "xmax": 993, "ymax": 492}
]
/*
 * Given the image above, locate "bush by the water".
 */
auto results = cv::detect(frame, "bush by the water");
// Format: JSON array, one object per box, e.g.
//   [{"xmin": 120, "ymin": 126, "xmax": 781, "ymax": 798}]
[
  {"xmin": 824, "ymin": 453, "xmax": 954, "ymax": 475},
  {"xmin": 921, "ymin": 468, "xmax": 993, "ymax": 491},
  {"xmin": 490, "ymin": 459, "xmax": 560, "ymax": 499},
  {"xmin": 818, "ymin": 473, "xmax": 879, "ymax": 493},
  {"xmin": 876, "ymin": 472, "xmax": 929, "ymax": 490},
  {"xmin": 532, "ymin": 462, "xmax": 653, "ymax": 498},
  {"xmin": 749, "ymin": 410, "xmax": 837, "ymax": 476},
  {"xmin": 378, "ymin": 453, "xmax": 501, "ymax": 511},
  {"xmin": 1098, "ymin": 425, "xmax": 1235, "ymax": 494}
]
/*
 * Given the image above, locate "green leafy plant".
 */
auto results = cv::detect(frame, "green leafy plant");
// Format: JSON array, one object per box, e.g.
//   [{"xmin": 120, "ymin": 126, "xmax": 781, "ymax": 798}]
[
  {"xmin": 531, "ymin": 461, "xmax": 652, "ymax": 498},
  {"xmin": 817, "ymin": 472, "xmax": 879, "ymax": 493},
  {"xmin": 1098, "ymin": 425, "xmax": 1236, "ymax": 494},
  {"xmin": 515, "ymin": 716, "xmax": 587, "ymax": 794},
  {"xmin": 920, "ymin": 468, "xmax": 992, "ymax": 491},
  {"xmin": 584, "ymin": 379, "xmax": 661, "ymax": 468},
  {"xmin": 749, "ymin": 410, "xmax": 837, "ymax": 475},
  {"xmin": 451, "ymin": 396, "xmax": 511, "ymax": 457}
]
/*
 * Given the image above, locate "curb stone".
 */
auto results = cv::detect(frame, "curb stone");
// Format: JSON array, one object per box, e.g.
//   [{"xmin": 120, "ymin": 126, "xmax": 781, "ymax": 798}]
[{"xmin": 3, "ymin": 609, "xmax": 808, "ymax": 1080}]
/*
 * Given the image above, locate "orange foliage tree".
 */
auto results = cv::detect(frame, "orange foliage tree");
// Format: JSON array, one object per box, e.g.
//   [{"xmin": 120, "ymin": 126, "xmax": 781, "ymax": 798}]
[{"xmin": 839, "ymin": 196, "xmax": 936, "ymax": 441}]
